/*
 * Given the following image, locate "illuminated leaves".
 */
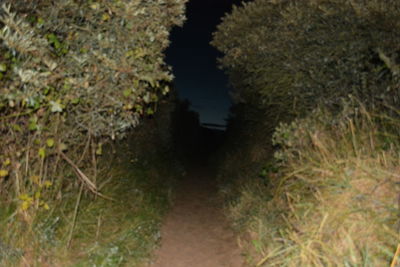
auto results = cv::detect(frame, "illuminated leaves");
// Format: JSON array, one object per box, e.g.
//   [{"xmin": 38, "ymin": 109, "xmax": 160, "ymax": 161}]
[
  {"xmin": 0, "ymin": 0, "xmax": 188, "ymax": 216},
  {"xmin": 3, "ymin": 158, "xmax": 11, "ymax": 166},
  {"xmin": 42, "ymin": 202, "xmax": 50, "ymax": 210},
  {"xmin": 19, "ymin": 189, "xmax": 51, "ymax": 211},
  {"xmin": 43, "ymin": 180, "xmax": 52, "ymax": 188},
  {"xmin": 19, "ymin": 194, "xmax": 33, "ymax": 211},
  {"xmin": 30, "ymin": 175, "xmax": 40, "ymax": 184},
  {"xmin": 46, "ymin": 138, "xmax": 55, "ymax": 148},
  {"xmin": 38, "ymin": 147, "xmax": 46, "ymax": 159},
  {"xmin": 101, "ymin": 13, "xmax": 111, "ymax": 22},
  {"xmin": 96, "ymin": 143, "xmax": 103, "ymax": 155},
  {"xmin": 90, "ymin": 3, "xmax": 100, "ymax": 10},
  {"xmin": 0, "ymin": 0, "xmax": 187, "ymax": 138},
  {"xmin": 0, "ymin": 158, "xmax": 10, "ymax": 178},
  {"xmin": 37, "ymin": 17, "xmax": 45, "ymax": 27},
  {"xmin": 49, "ymin": 100, "xmax": 63, "ymax": 113},
  {"xmin": 46, "ymin": 33, "xmax": 68, "ymax": 56},
  {"xmin": 0, "ymin": 63, "xmax": 7, "ymax": 72},
  {"xmin": 123, "ymin": 89, "xmax": 132, "ymax": 97},
  {"xmin": 0, "ymin": 169, "xmax": 9, "ymax": 177},
  {"xmin": 28, "ymin": 117, "xmax": 40, "ymax": 131},
  {"xmin": 146, "ymin": 107, "xmax": 154, "ymax": 115}
]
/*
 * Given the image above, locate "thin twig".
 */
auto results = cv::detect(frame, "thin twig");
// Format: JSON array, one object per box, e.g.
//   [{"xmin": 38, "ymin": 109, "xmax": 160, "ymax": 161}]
[
  {"xmin": 60, "ymin": 152, "xmax": 115, "ymax": 201},
  {"xmin": 390, "ymin": 244, "xmax": 400, "ymax": 267},
  {"xmin": 0, "ymin": 110, "xmax": 34, "ymax": 121},
  {"xmin": 60, "ymin": 152, "xmax": 97, "ymax": 192},
  {"xmin": 377, "ymin": 48, "xmax": 399, "ymax": 76},
  {"xmin": 67, "ymin": 182, "xmax": 83, "ymax": 248},
  {"xmin": 96, "ymin": 214, "xmax": 102, "ymax": 241},
  {"xmin": 77, "ymin": 133, "xmax": 91, "ymax": 165},
  {"xmin": 91, "ymin": 138, "xmax": 98, "ymax": 189}
]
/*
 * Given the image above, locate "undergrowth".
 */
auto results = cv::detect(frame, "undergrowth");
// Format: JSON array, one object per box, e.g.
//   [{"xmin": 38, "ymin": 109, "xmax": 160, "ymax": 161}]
[
  {"xmin": 0, "ymin": 137, "xmax": 181, "ymax": 266},
  {"xmin": 0, "ymin": 2, "xmax": 187, "ymax": 265},
  {"xmin": 219, "ymin": 103, "xmax": 399, "ymax": 266}
]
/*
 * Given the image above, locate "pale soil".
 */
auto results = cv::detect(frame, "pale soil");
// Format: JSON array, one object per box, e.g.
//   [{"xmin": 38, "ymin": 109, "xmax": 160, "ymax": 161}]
[{"xmin": 150, "ymin": 167, "xmax": 244, "ymax": 267}]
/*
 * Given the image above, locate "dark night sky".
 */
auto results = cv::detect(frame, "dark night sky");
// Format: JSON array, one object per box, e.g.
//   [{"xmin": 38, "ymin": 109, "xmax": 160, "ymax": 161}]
[{"xmin": 166, "ymin": 0, "xmax": 244, "ymax": 126}]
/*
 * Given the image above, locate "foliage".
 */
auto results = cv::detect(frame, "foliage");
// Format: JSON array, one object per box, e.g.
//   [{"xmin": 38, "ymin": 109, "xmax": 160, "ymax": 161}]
[
  {"xmin": 0, "ymin": 0, "xmax": 187, "ymax": 214},
  {"xmin": 0, "ymin": 0, "xmax": 188, "ymax": 264},
  {"xmin": 227, "ymin": 104, "xmax": 399, "ymax": 266},
  {"xmin": 213, "ymin": 0, "xmax": 400, "ymax": 265},
  {"xmin": 0, "ymin": 98, "xmax": 183, "ymax": 266},
  {"xmin": 212, "ymin": 0, "xmax": 400, "ymax": 138}
]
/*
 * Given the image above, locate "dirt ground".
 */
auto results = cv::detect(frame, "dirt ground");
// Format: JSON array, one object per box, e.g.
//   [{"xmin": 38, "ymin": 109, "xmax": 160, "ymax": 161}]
[{"xmin": 150, "ymin": 167, "xmax": 244, "ymax": 267}]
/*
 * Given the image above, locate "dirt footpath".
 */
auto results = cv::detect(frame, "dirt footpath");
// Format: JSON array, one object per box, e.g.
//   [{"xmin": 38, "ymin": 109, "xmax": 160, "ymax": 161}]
[{"xmin": 150, "ymin": 167, "xmax": 244, "ymax": 267}]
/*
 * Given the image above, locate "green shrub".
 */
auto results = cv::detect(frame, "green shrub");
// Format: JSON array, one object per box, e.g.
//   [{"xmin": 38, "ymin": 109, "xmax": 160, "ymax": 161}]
[
  {"xmin": 0, "ymin": 1, "xmax": 187, "ymax": 264},
  {"xmin": 212, "ymin": 0, "xmax": 400, "ymax": 142},
  {"xmin": 213, "ymin": 1, "xmax": 400, "ymax": 265},
  {"xmin": 0, "ymin": 0, "xmax": 187, "ymax": 213},
  {"xmin": 0, "ymin": 92, "xmax": 183, "ymax": 265}
]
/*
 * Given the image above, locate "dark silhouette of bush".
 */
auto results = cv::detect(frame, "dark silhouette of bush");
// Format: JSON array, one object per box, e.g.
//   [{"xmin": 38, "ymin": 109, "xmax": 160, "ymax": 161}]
[{"xmin": 212, "ymin": 0, "xmax": 400, "ymax": 141}]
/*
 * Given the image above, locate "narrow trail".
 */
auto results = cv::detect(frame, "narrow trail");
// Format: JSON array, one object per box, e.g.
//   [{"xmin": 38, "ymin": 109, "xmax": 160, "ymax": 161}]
[{"xmin": 150, "ymin": 166, "xmax": 244, "ymax": 267}]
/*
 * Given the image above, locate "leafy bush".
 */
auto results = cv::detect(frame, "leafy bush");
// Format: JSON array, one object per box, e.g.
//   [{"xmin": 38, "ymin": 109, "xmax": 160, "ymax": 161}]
[
  {"xmin": 0, "ymin": 1, "xmax": 188, "ymax": 264},
  {"xmin": 0, "ymin": 125, "xmax": 182, "ymax": 265},
  {"xmin": 212, "ymin": 0, "xmax": 400, "ymax": 138},
  {"xmin": 0, "ymin": 0, "xmax": 187, "ymax": 209},
  {"xmin": 213, "ymin": 0, "xmax": 400, "ymax": 265},
  {"xmin": 0, "ymin": 85, "xmax": 183, "ymax": 265}
]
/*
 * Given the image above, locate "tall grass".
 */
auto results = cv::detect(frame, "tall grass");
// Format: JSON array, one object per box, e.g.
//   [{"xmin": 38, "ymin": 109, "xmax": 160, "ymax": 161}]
[
  {"xmin": 221, "ymin": 104, "xmax": 399, "ymax": 266},
  {"xmin": 0, "ymin": 137, "xmax": 180, "ymax": 266}
]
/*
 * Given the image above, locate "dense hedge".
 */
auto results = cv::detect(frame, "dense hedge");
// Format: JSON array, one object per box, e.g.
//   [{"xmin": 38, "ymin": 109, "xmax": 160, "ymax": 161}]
[
  {"xmin": 212, "ymin": 0, "xmax": 400, "ymax": 133},
  {"xmin": 213, "ymin": 1, "xmax": 400, "ymax": 265},
  {"xmin": 212, "ymin": 0, "xmax": 400, "ymax": 189},
  {"xmin": 0, "ymin": 0, "xmax": 187, "ymax": 209}
]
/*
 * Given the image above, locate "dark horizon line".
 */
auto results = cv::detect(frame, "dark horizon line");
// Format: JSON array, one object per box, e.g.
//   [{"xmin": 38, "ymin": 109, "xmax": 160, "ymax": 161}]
[{"xmin": 201, "ymin": 123, "xmax": 226, "ymax": 130}]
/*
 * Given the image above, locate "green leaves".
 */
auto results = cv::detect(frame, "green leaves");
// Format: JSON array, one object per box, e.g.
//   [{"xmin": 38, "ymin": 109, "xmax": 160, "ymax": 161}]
[
  {"xmin": 0, "ymin": 169, "xmax": 9, "ymax": 177},
  {"xmin": 146, "ymin": 107, "xmax": 154, "ymax": 115},
  {"xmin": 123, "ymin": 89, "xmax": 132, "ymax": 97},
  {"xmin": 95, "ymin": 143, "xmax": 103, "ymax": 155},
  {"xmin": 1, "ymin": 0, "xmax": 187, "ymax": 139},
  {"xmin": 0, "ymin": 63, "xmax": 7, "ymax": 72},
  {"xmin": 29, "ymin": 116, "xmax": 38, "ymax": 131},
  {"xmin": 212, "ymin": 0, "xmax": 400, "ymax": 146},
  {"xmin": 47, "ymin": 33, "xmax": 61, "ymax": 49},
  {"xmin": 46, "ymin": 138, "xmax": 55, "ymax": 148},
  {"xmin": 0, "ymin": 0, "xmax": 188, "ymax": 207},
  {"xmin": 38, "ymin": 147, "xmax": 46, "ymax": 159},
  {"xmin": 37, "ymin": 17, "xmax": 45, "ymax": 27},
  {"xmin": 46, "ymin": 33, "xmax": 68, "ymax": 56},
  {"xmin": 49, "ymin": 100, "xmax": 63, "ymax": 113}
]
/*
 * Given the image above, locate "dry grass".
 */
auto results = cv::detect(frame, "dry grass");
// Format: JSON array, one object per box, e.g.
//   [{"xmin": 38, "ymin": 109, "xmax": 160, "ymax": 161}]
[
  {"xmin": 222, "ymin": 105, "xmax": 400, "ymax": 266},
  {"xmin": 0, "ymin": 139, "xmax": 180, "ymax": 266}
]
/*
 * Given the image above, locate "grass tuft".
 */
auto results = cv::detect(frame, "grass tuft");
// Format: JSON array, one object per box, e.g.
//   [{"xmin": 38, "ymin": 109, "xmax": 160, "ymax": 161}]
[
  {"xmin": 220, "ymin": 104, "xmax": 400, "ymax": 266},
  {"xmin": 0, "ymin": 139, "xmax": 180, "ymax": 266}
]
